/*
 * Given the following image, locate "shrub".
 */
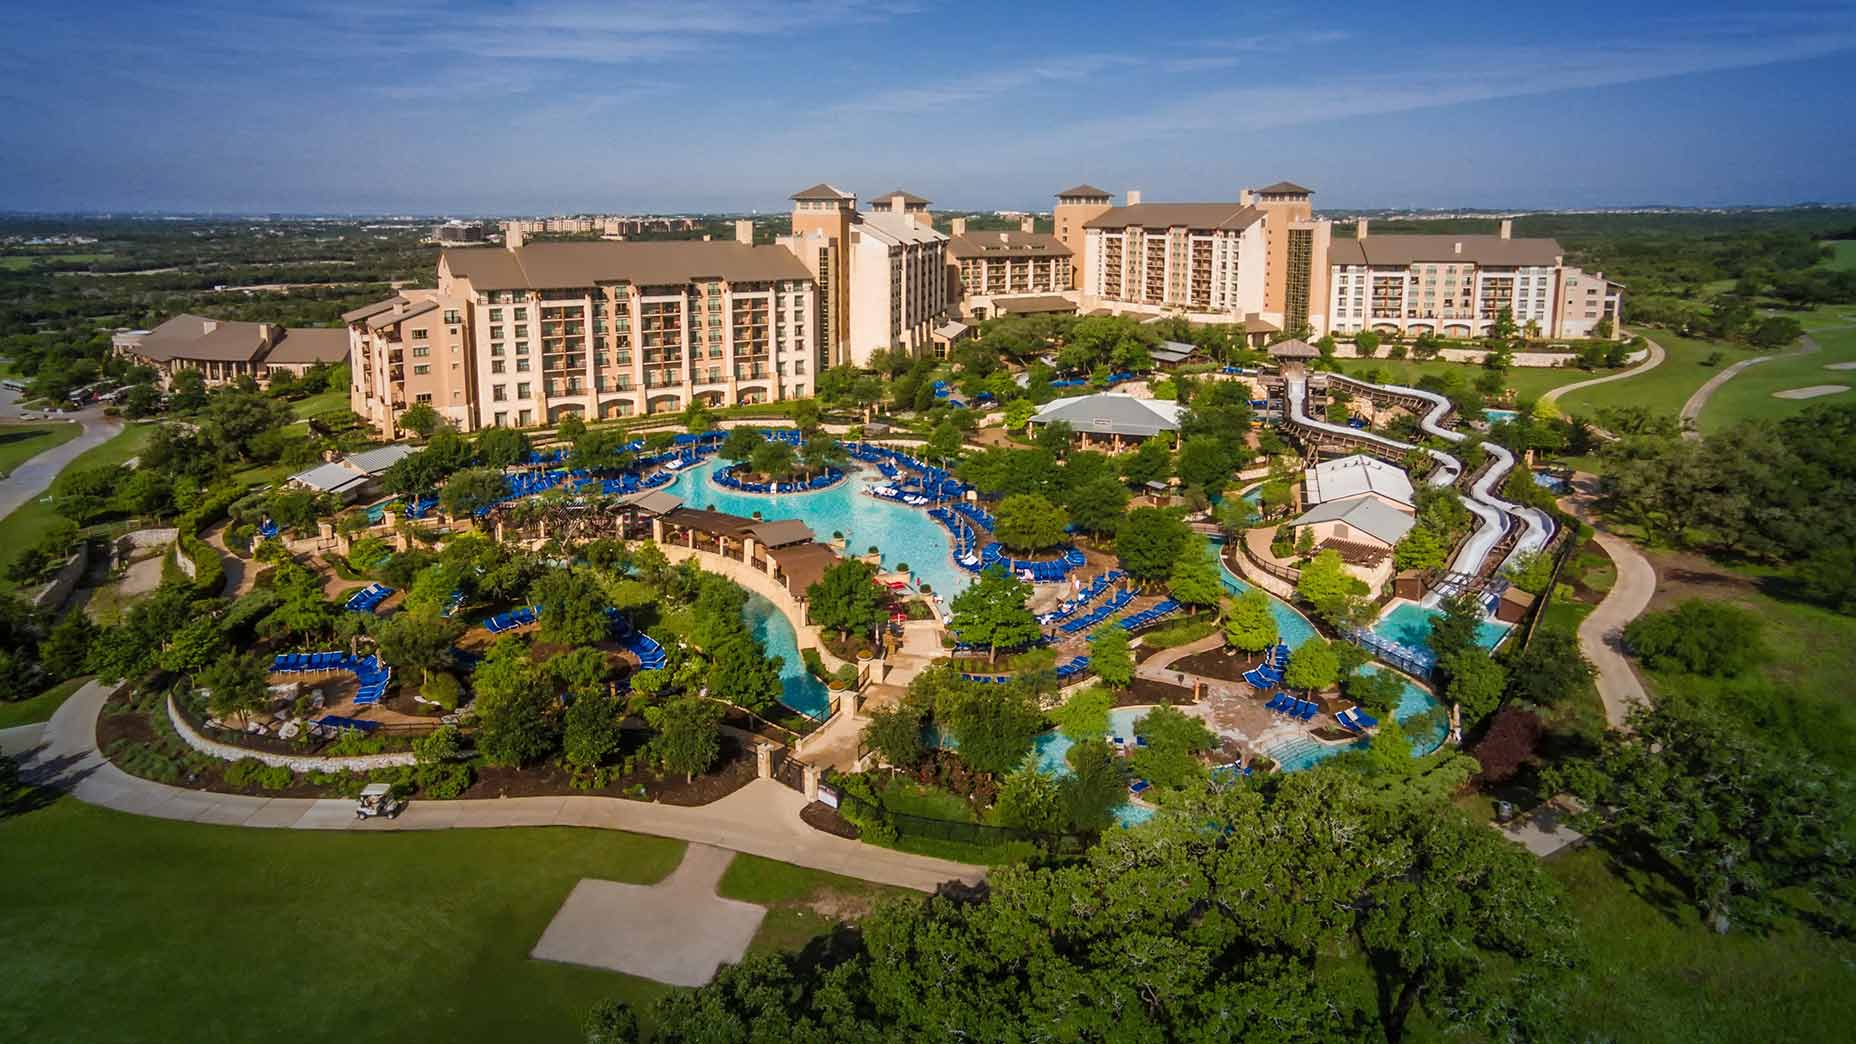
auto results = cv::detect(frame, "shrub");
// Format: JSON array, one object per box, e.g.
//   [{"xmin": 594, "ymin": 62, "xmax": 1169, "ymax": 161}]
[
  {"xmin": 1473, "ymin": 707, "xmax": 1543, "ymax": 785},
  {"xmin": 420, "ymin": 671, "xmax": 463, "ymax": 710},
  {"xmin": 1623, "ymin": 599, "xmax": 1765, "ymax": 677},
  {"xmin": 415, "ymin": 761, "xmax": 474, "ymax": 798},
  {"xmin": 222, "ymin": 757, "xmax": 266, "ymax": 789},
  {"xmin": 257, "ymin": 764, "xmax": 294, "ymax": 791}
]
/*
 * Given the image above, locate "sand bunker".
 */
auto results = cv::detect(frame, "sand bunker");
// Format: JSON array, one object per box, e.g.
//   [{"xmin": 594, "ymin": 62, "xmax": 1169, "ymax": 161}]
[
  {"xmin": 1824, "ymin": 362, "xmax": 1856, "ymax": 371},
  {"xmin": 1772, "ymin": 385, "xmax": 1850, "ymax": 400}
]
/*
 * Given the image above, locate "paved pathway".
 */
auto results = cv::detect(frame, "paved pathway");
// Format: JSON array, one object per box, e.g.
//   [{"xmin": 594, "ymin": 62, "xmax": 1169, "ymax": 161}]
[
  {"xmin": 16, "ymin": 680, "xmax": 983, "ymax": 893},
  {"xmin": 530, "ymin": 844, "xmax": 765, "ymax": 986},
  {"xmin": 201, "ymin": 521, "xmax": 256, "ymax": 598},
  {"xmin": 1678, "ymin": 330, "xmax": 1822, "ymax": 437},
  {"xmin": 1556, "ymin": 475, "xmax": 1656, "ymax": 728},
  {"xmin": 0, "ymin": 397, "xmax": 122, "ymax": 520},
  {"xmin": 1133, "ymin": 631, "xmax": 1224, "ymax": 684},
  {"xmin": 1539, "ymin": 334, "xmax": 1667, "ymax": 408}
]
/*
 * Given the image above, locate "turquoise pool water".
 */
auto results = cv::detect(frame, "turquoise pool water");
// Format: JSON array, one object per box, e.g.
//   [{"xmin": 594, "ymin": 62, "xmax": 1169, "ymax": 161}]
[
  {"xmin": 740, "ymin": 591, "xmax": 831, "ymax": 721},
  {"xmin": 1372, "ymin": 600, "xmax": 1511, "ymax": 655},
  {"xmin": 667, "ymin": 457, "xmax": 971, "ymax": 602},
  {"xmin": 1484, "ymin": 408, "xmax": 1520, "ymax": 423}
]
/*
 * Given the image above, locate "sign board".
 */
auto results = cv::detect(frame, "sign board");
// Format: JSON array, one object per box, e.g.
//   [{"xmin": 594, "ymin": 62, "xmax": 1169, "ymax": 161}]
[{"xmin": 818, "ymin": 785, "xmax": 839, "ymax": 809}]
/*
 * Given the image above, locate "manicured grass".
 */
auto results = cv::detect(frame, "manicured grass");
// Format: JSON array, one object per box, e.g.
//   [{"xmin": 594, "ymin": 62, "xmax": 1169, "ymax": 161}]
[
  {"xmin": 1549, "ymin": 846, "xmax": 1856, "ymax": 1044},
  {"xmin": 1556, "ymin": 330, "xmax": 1758, "ymax": 422},
  {"xmin": 1696, "ymin": 313, "xmax": 1856, "ymax": 433},
  {"xmin": 0, "ymin": 677, "xmax": 89, "ymax": 729},
  {"xmin": 0, "ymin": 420, "xmax": 80, "ymax": 477},
  {"xmin": 0, "ymin": 796, "xmax": 693, "ymax": 1044},
  {"xmin": 1334, "ymin": 356, "xmax": 1600, "ymax": 404},
  {"xmin": 289, "ymin": 387, "xmax": 349, "ymax": 421},
  {"xmin": 1827, "ymin": 240, "xmax": 1856, "ymax": 272},
  {"xmin": 718, "ymin": 854, "xmax": 914, "ymax": 955},
  {"xmin": 0, "ymin": 423, "xmax": 155, "ymax": 587}
]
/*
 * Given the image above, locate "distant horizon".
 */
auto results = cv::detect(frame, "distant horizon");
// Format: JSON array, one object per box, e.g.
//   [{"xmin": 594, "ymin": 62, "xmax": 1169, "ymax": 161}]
[{"xmin": 4, "ymin": 1, "xmax": 1854, "ymax": 214}]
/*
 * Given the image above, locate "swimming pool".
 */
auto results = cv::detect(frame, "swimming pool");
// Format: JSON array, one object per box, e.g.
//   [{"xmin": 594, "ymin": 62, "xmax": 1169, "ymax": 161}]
[
  {"xmin": 1484, "ymin": 408, "xmax": 1520, "ymax": 423},
  {"xmin": 1031, "ymin": 706, "xmax": 1157, "ymax": 827},
  {"xmin": 666, "ymin": 456, "xmax": 972, "ymax": 601},
  {"xmin": 1372, "ymin": 600, "xmax": 1511, "ymax": 655},
  {"xmin": 740, "ymin": 591, "xmax": 831, "ymax": 721}
]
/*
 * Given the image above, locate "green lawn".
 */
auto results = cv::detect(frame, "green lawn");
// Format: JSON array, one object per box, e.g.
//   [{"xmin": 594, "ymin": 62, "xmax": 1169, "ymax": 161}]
[
  {"xmin": 1334, "ymin": 356, "xmax": 1604, "ymax": 404},
  {"xmin": 0, "ymin": 796, "xmax": 695, "ymax": 1044},
  {"xmin": 1696, "ymin": 309, "xmax": 1856, "ymax": 433},
  {"xmin": 0, "ymin": 253, "xmax": 114, "ymax": 271},
  {"xmin": 289, "ymin": 387, "xmax": 349, "ymax": 421},
  {"xmin": 0, "ymin": 420, "xmax": 80, "ymax": 478},
  {"xmin": 0, "ymin": 677, "xmax": 89, "ymax": 729},
  {"xmin": 1827, "ymin": 240, "xmax": 1856, "ymax": 272},
  {"xmin": 1550, "ymin": 846, "xmax": 1856, "ymax": 1043},
  {"xmin": 0, "ymin": 423, "xmax": 155, "ymax": 587},
  {"xmin": 718, "ymin": 854, "xmax": 914, "ymax": 955},
  {"xmin": 1556, "ymin": 330, "xmax": 1758, "ymax": 422}
]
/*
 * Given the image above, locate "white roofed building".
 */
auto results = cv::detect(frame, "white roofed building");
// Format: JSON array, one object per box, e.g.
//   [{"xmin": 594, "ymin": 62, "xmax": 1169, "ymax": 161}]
[
  {"xmin": 1028, "ymin": 392, "xmax": 1182, "ymax": 452},
  {"xmin": 1303, "ymin": 453, "xmax": 1415, "ymax": 511}
]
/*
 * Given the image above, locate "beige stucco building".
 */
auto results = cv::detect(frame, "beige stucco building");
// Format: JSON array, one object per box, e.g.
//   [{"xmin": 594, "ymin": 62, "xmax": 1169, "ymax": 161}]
[
  {"xmin": 113, "ymin": 315, "xmax": 347, "ymax": 388},
  {"xmin": 947, "ymin": 216, "xmax": 1074, "ymax": 319},
  {"xmin": 779, "ymin": 184, "xmax": 950, "ymax": 368},
  {"xmin": 345, "ymin": 290, "xmax": 477, "ymax": 438},
  {"xmin": 1327, "ymin": 219, "xmax": 1623, "ymax": 340}
]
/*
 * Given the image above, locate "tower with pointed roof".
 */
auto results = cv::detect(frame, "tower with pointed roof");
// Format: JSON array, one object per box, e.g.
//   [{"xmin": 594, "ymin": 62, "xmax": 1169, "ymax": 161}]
[
  {"xmin": 784, "ymin": 183, "xmax": 857, "ymax": 365},
  {"xmin": 1053, "ymin": 184, "xmax": 1113, "ymax": 290}
]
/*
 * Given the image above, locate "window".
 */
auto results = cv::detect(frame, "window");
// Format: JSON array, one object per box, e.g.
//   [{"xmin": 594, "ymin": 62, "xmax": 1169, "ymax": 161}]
[
  {"xmin": 411, "ymin": 346, "xmax": 430, "ymax": 358},
  {"xmin": 443, "ymin": 309, "xmax": 461, "ymax": 324},
  {"xmin": 490, "ymin": 342, "xmax": 504, "ymax": 356},
  {"xmin": 413, "ymin": 364, "xmax": 431, "ymax": 375},
  {"xmin": 516, "ymin": 382, "xmax": 530, "ymax": 398},
  {"xmin": 514, "ymin": 325, "xmax": 528, "ymax": 337},
  {"xmin": 491, "ymin": 360, "xmax": 505, "ymax": 374},
  {"xmin": 493, "ymin": 411, "xmax": 508, "ymax": 426},
  {"xmin": 518, "ymin": 409, "xmax": 533, "ymax": 426},
  {"xmin": 492, "ymin": 385, "xmax": 507, "ymax": 402},
  {"xmin": 515, "ymin": 358, "xmax": 530, "ymax": 372},
  {"xmin": 415, "ymin": 393, "xmax": 432, "ymax": 404},
  {"xmin": 490, "ymin": 326, "xmax": 504, "ymax": 339},
  {"xmin": 410, "ymin": 328, "xmax": 428, "ymax": 341},
  {"xmin": 489, "ymin": 309, "xmax": 504, "ymax": 322}
]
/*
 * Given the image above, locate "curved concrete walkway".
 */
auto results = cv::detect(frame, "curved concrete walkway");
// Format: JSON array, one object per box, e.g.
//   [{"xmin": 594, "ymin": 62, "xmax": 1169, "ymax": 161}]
[
  {"xmin": 16, "ymin": 680, "xmax": 983, "ymax": 893},
  {"xmin": 201, "ymin": 521, "xmax": 256, "ymax": 598},
  {"xmin": 0, "ymin": 401, "xmax": 123, "ymax": 520},
  {"xmin": 1678, "ymin": 331, "xmax": 1821, "ymax": 438},
  {"xmin": 1540, "ymin": 334, "xmax": 1667, "ymax": 408},
  {"xmin": 1556, "ymin": 475, "xmax": 1655, "ymax": 728}
]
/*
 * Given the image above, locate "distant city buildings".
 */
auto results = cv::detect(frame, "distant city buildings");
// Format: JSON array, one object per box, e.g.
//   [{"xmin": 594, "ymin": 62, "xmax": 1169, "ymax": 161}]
[
  {"xmin": 501, "ymin": 215, "xmax": 700, "ymax": 239},
  {"xmin": 428, "ymin": 221, "xmax": 485, "ymax": 244}
]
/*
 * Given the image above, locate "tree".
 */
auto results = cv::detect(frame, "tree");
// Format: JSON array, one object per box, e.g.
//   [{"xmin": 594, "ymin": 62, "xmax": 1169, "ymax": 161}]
[
  {"xmin": 203, "ymin": 386, "xmax": 294, "ymax": 461},
  {"xmin": 925, "ymin": 419, "xmax": 963, "ymax": 464},
  {"xmin": 1426, "ymin": 592, "xmax": 1486, "ymax": 667},
  {"xmin": 993, "ymin": 493, "xmax": 1069, "ymax": 551},
  {"xmin": 1282, "ymin": 638, "xmax": 1340, "ymax": 692},
  {"xmin": 805, "ymin": 559, "xmax": 887, "ymax": 643},
  {"xmin": 948, "ymin": 567, "xmax": 1040, "ymax": 663},
  {"xmin": 995, "ymin": 769, "xmax": 1067, "ymax": 836},
  {"xmin": 649, "ymin": 697, "xmax": 725, "ymax": 782},
  {"xmin": 397, "ymin": 402, "xmax": 443, "ymax": 438},
  {"xmin": 475, "ymin": 426, "xmax": 532, "ymax": 468},
  {"xmin": 1441, "ymin": 650, "xmax": 1507, "ymax": 726},
  {"xmin": 799, "ymin": 432, "xmax": 847, "ymax": 477},
  {"xmin": 1501, "ymin": 630, "xmax": 1595, "ymax": 708},
  {"xmin": 1295, "ymin": 549, "xmax": 1369, "ymax": 627},
  {"xmin": 1392, "ymin": 525, "xmax": 1448, "ymax": 572},
  {"xmin": 1119, "ymin": 437, "xmax": 1172, "ymax": 487},
  {"xmin": 1050, "ymin": 686, "xmax": 1112, "ymax": 741},
  {"xmin": 1060, "ymin": 738, "xmax": 1127, "ymax": 831},
  {"xmin": 439, "ymin": 467, "xmax": 508, "ymax": 519},
  {"xmin": 718, "ymin": 426, "xmax": 761, "ymax": 463},
  {"xmin": 705, "ymin": 632, "xmax": 783, "ymax": 711},
  {"xmin": 528, "ymin": 568, "xmax": 612, "ymax": 646},
  {"xmin": 932, "ymin": 678, "xmax": 1043, "ymax": 775},
  {"xmin": 1167, "ymin": 545, "xmax": 1222, "ymax": 615},
  {"xmin": 1087, "ymin": 624, "xmax": 1134, "ymax": 689},
  {"xmin": 557, "ymin": 411, "xmax": 588, "ymax": 444},
  {"xmin": 1065, "ymin": 475, "xmax": 1129, "ymax": 537},
  {"xmin": 748, "ymin": 437, "xmax": 796, "ymax": 479},
  {"xmin": 562, "ymin": 692, "xmax": 624, "ymax": 774},
  {"xmin": 1342, "ymin": 667, "xmax": 1408, "ymax": 718},
  {"xmin": 40, "ymin": 611, "xmax": 97, "ymax": 680},
  {"xmin": 550, "ymin": 647, "xmax": 613, "ymax": 700},
  {"xmin": 367, "ymin": 611, "xmax": 462, "ymax": 684},
  {"xmin": 1556, "ymin": 699, "xmax": 1854, "ymax": 935},
  {"xmin": 478, "ymin": 682, "xmax": 562, "ymax": 767},
  {"xmin": 860, "ymin": 700, "xmax": 927, "ymax": 769},
  {"xmin": 199, "ymin": 652, "xmax": 269, "ymax": 724},
  {"xmin": 582, "ymin": 998, "xmax": 641, "ymax": 1044},
  {"xmin": 1129, "ymin": 704, "xmax": 1216, "ymax": 790},
  {"xmin": 1115, "ymin": 507, "xmax": 1190, "ymax": 583},
  {"xmin": 1222, "ymin": 588, "xmax": 1278, "ymax": 654},
  {"xmin": 1623, "ymin": 599, "xmax": 1765, "ymax": 676},
  {"xmin": 157, "ymin": 615, "xmax": 226, "ymax": 673},
  {"xmin": 1174, "ymin": 434, "xmax": 1232, "ymax": 493}
]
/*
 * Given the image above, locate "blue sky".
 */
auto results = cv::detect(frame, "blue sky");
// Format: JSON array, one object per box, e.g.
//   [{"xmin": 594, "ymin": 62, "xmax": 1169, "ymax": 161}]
[{"xmin": 3, "ymin": 0, "xmax": 1853, "ymax": 214}]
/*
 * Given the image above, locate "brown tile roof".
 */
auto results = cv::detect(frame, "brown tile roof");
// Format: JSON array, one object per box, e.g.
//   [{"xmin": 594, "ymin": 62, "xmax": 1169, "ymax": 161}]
[
  {"xmin": 993, "ymin": 294, "xmax": 1078, "ymax": 316},
  {"xmin": 129, "ymin": 314, "xmax": 271, "ymax": 363},
  {"xmin": 1255, "ymin": 181, "xmax": 1314, "ymax": 195},
  {"xmin": 341, "ymin": 298, "xmax": 402, "ymax": 323},
  {"xmin": 1243, "ymin": 314, "xmax": 1281, "ymax": 333},
  {"xmin": 264, "ymin": 328, "xmax": 349, "ymax": 365},
  {"xmin": 947, "ymin": 230, "xmax": 1072, "ymax": 260},
  {"xmin": 1328, "ymin": 234, "xmax": 1564, "ymax": 268},
  {"xmin": 747, "ymin": 519, "xmax": 814, "ymax": 548},
  {"xmin": 874, "ymin": 189, "xmax": 930, "ymax": 205},
  {"xmin": 661, "ymin": 506, "xmax": 757, "ymax": 538},
  {"xmin": 1056, "ymin": 184, "xmax": 1111, "ymax": 198},
  {"xmin": 1316, "ymin": 538, "xmax": 1390, "ymax": 566},
  {"xmin": 1084, "ymin": 202, "xmax": 1263, "ymax": 231},
  {"xmin": 358, "ymin": 296, "xmax": 439, "ymax": 331},
  {"xmin": 768, "ymin": 542, "xmax": 839, "ymax": 596},
  {"xmin": 1268, "ymin": 338, "xmax": 1321, "ymax": 358},
  {"xmin": 442, "ymin": 241, "xmax": 812, "ymax": 291},
  {"xmin": 790, "ymin": 182, "xmax": 853, "ymax": 201}
]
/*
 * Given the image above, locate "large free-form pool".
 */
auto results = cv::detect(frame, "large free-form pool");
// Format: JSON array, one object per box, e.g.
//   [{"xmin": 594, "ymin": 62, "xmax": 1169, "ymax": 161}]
[{"xmin": 1372, "ymin": 600, "xmax": 1511, "ymax": 655}]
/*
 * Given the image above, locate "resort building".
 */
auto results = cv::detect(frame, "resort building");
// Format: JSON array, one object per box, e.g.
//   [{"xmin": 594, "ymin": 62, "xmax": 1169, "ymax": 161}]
[
  {"xmin": 113, "ymin": 315, "xmax": 348, "ymax": 388},
  {"xmin": 947, "ymin": 215, "xmax": 1075, "ymax": 319},
  {"xmin": 1326, "ymin": 219, "xmax": 1623, "ymax": 340},
  {"xmin": 1078, "ymin": 182, "xmax": 1325, "ymax": 333},
  {"xmin": 780, "ymin": 184, "xmax": 951, "ymax": 368},
  {"xmin": 1052, "ymin": 184, "xmax": 1113, "ymax": 290},
  {"xmin": 347, "ymin": 226, "xmax": 818, "ymax": 437},
  {"xmin": 1027, "ymin": 392, "xmax": 1182, "ymax": 451},
  {"xmin": 1288, "ymin": 496, "xmax": 1413, "ymax": 593},
  {"xmin": 286, "ymin": 444, "xmax": 417, "ymax": 503},
  {"xmin": 1302, "ymin": 453, "xmax": 1415, "ymax": 512}
]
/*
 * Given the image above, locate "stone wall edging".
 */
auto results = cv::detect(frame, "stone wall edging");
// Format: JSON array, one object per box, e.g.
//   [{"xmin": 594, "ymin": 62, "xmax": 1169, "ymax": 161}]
[
  {"xmin": 165, "ymin": 694, "xmax": 416, "ymax": 772},
  {"xmin": 32, "ymin": 544, "xmax": 89, "ymax": 610}
]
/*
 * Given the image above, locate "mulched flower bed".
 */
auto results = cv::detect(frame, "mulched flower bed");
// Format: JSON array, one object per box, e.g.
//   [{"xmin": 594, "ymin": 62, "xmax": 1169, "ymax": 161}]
[
  {"xmin": 459, "ymin": 735, "xmax": 758, "ymax": 806},
  {"xmin": 1172, "ymin": 646, "xmax": 1265, "ymax": 684},
  {"xmin": 1119, "ymin": 678, "xmax": 1195, "ymax": 707},
  {"xmin": 801, "ymin": 801, "xmax": 860, "ymax": 839}
]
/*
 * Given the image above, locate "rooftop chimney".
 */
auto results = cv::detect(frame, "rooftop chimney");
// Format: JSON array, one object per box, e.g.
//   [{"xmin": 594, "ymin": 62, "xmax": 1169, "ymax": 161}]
[
  {"xmin": 202, "ymin": 320, "xmax": 218, "ymax": 334},
  {"xmin": 951, "ymin": 217, "xmax": 967, "ymax": 236},
  {"xmin": 1127, "ymin": 190, "xmax": 1142, "ymax": 206},
  {"xmin": 1356, "ymin": 218, "xmax": 1369, "ymax": 239},
  {"xmin": 505, "ymin": 224, "xmax": 525, "ymax": 251},
  {"xmin": 735, "ymin": 219, "xmax": 754, "ymax": 246},
  {"xmin": 1020, "ymin": 215, "xmax": 1036, "ymax": 234},
  {"xmin": 1498, "ymin": 218, "xmax": 1513, "ymax": 240},
  {"xmin": 1239, "ymin": 189, "xmax": 1254, "ymax": 206},
  {"xmin": 890, "ymin": 196, "xmax": 906, "ymax": 214},
  {"xmin": 702, "ymin": 234, "xmax": 712, "ymax": 241},
  {"xmin": 1453, "ymin": 241, "xmax": 1463, "ymax": 255}
]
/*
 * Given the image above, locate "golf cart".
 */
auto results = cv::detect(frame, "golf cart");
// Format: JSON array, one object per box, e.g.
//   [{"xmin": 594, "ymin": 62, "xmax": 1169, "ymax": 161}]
[{"xmin": 354, "ymin": 783, "xmax": 403, "ymax": 821}]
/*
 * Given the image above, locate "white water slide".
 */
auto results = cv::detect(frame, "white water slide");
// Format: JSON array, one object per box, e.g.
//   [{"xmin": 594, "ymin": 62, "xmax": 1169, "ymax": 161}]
[{"xmin": 1283, "ymin": 373, "xmax": 1554, "ymax": 580}]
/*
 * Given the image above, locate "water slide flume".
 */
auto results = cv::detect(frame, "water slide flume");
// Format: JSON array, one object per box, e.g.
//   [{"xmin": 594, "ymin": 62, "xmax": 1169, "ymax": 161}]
[{"xmin": 1283, "ymin": 373, "xmax": 1553, "ymax": 585}]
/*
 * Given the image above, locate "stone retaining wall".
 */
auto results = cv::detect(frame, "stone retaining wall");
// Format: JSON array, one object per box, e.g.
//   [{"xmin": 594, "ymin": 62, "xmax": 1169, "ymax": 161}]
[
  {"xmin": 31, "ymin": 543, "xmax": 89, "ymax": 610},
  {"xmin": 118, "ymin": 527, "xmax": 179, "ymax": 552},
  {"xmin": 165, "ymin": 694, "xmax": 416, "ymax": 772}
]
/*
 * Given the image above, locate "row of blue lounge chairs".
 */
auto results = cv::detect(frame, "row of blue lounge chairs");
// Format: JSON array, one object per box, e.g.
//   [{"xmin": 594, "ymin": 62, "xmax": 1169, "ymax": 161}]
[
  {"xmin": 483, "ymin": 606, "xmax": 539, "ymax": 633},
  {"xmin": 271, "ymin": 652, "xmax": 393, "ymax": 704},
  {"xmin": 345, "ymin": 584, "xmax": 393, "ymax": 613},
  {"xmin": 1059, "ymin": 589, "xmax": 1134, "ymax": 634},
  {"xmin": 313, "ymin": 715, "xmax": 380, "ymax": 734},
  {"xmin": 1335, "ymin": 706, "xmax": 1380, "ymax": 732},
  {"xmin": 960, "ymin": 673, "xmax": 1012, "ymax": 684},
  {"xmin": 713, "ymin": 464, "xmax": 843, "ymax": 494},
  {"xmin": 1242, "ymin": 645, "xmax": 1293, "ymax": 689},
  {"xmin": 951, "ymin": 502, "xmax": 995, "ymax": 532},
  {"xmin": 1040, "ymin": 570, "xmax": 1128, "ymax": 626},
  {"xmin": 1055, "ymin": 655, "xmax": 1091, "ymax": 680},
  {"xmin": 604, "ymin": 609, "xmax": 668, "ymax": 670},
  {"xmin": 1118, "ymin": 598, "xmax": 1180, "ymax": 632},
  {"xmin": 1265, "ymin": 692, "xmax": 1322, "ymax": 721},
  {"xmin": 256, "ymin": 519, "xmax": 279, "ymax": 539},
  {"xmin": 971, "ymin": 543, "xmax": 1084, "ymax": 583}
]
